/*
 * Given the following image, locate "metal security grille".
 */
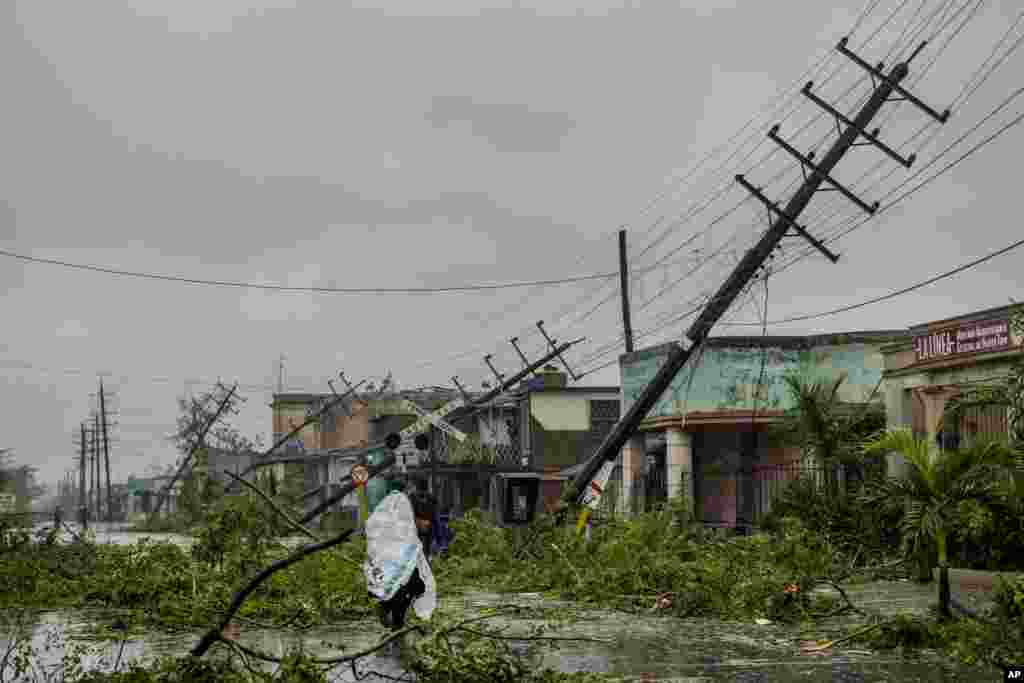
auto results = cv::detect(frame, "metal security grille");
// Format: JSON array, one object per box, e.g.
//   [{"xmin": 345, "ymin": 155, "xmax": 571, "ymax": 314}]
[
  {"xmin": 429, "ymin": 425, "xmax": 522, "ymax": 466},
  {"xmin": 958, "ymin": 404, "xmax": 1009, "ymax": 446}
]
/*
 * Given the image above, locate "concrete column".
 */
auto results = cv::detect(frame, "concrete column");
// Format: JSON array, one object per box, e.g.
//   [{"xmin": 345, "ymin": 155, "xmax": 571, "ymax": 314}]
[
  {"xmin": 666, "ymin": 428, "xmax": 693, "ymax": 510},
  {"xmin": 619, "ymin": 434, "xmax": 645, "ymax": 516}
]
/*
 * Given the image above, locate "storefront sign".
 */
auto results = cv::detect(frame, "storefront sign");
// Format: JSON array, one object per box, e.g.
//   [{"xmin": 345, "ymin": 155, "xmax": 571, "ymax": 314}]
[{"xmin": 914, "ymin": 318, "xmax": 1012, "ymax": 362}]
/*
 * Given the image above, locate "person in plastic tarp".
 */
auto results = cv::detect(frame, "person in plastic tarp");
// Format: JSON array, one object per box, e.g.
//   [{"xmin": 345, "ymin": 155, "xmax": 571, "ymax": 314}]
[{"xmin": 364, "ymin": 483, "xmax": 439, "ymax": 631}]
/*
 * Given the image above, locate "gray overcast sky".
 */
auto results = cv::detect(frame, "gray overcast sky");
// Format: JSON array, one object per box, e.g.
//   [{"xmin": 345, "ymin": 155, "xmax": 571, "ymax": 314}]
[{"xmin": 2, "ymin": 0, "xmax": 1021, "ymax": 491}]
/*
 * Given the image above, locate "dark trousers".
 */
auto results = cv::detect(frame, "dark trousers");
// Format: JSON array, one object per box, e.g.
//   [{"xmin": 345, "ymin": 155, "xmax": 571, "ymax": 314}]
[{"xmin": 378, "ymin": 568, "xmax": 426, "ymax": 630}]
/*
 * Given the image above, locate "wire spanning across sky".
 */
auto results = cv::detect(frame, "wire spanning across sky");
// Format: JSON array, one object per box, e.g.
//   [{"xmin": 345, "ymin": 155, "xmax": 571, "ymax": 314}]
[{"xmin": 2, "ymin": 0, "xmax": 1020, "ymax": 488}]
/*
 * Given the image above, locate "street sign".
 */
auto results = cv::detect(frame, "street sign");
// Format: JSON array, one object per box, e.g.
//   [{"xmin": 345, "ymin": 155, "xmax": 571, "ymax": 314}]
[
  {"xmin": 399, "ymin": 399, "xmax": 467, "ymax": 442},
  {"xmin": 0, "ymin": 493, "xmax": 15, "ymax": 513},
  {"xmin": 351, "ymin": 464, "xmax": 369, "ymax": 486}
]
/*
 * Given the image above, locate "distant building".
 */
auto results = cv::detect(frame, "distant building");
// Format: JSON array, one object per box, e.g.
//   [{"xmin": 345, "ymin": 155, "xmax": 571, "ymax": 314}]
[
  {"xmin": 881, "ymin": 303, "xmax": 1024, "ymax": 473},
  {"xmin": 617, "ymin": 331, "xmax": 909, "ymax": 527}
]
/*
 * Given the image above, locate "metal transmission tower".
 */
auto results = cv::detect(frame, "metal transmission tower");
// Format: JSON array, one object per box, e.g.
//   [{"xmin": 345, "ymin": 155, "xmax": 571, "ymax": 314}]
[{"xmin": 566, "ymin": 37, "xmax": 949, "ymax": 504}]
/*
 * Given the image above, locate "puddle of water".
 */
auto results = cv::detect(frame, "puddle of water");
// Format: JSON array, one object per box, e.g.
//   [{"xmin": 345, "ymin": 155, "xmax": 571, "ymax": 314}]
[
  {"xmin": 6, "ymin": 609, "xmax": 408, "ymax": 683},
  {"xmin": 31, "ymin": 521, "xmax": 310, "ymax": 550},
  {"xmin": 6, "ymin": 598, "xmax": 995, "ymax": 683}
]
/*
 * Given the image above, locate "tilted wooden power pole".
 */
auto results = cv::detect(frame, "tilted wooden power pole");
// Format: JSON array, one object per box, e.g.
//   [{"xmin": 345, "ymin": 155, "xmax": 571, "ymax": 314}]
[
  {"xmin": 565, "ymin": 37, "xmax": 949, "ymax": 507},
  {"xmin": 148, "ymin": 384, "xmax": 238, "ymax": 523},
  {"xmin": 298, "ymin": 337, "xmax": 586, "ymax": 525}
]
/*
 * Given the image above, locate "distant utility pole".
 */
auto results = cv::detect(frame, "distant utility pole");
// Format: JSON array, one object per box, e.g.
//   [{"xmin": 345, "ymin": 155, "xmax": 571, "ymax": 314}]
[
  {"xmin": 100, "ymin": 379, "xmax": 113, "ymax": 522},
  {"xmin": 79, "ymin": 422, "xmax": 88, "ymax": 529},
  {"xmin": 86, "ymin": 421, "xmax": 94, "ymax": 520},
  {"xmin": 618, "ymin": 229, "xmax": 634, "ymax": 354},
  {"xmin": 93, "ymin": 413, "xmax": 101, "ymax": 521}
]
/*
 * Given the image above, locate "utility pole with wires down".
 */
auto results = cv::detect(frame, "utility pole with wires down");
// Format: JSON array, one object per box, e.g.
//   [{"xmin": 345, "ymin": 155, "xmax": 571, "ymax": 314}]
[{"xmin": 566, "ymin": 35, "xmax": 950, "ymax": 515}]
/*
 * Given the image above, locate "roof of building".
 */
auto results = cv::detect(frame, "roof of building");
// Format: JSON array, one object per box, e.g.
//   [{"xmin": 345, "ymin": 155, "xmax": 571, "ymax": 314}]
[
  {"xmin": 516, "ymin": 385, "xmax": 620, "ymax": 395},
  {"xmin": 272, "ymin": 389, "xmax": 464, "ymax": 405},
  {"xmin": 908, "ymin": 303, "xmax": 1023, "ymax": 331},
  {"xmin": 619, "ymin": 330, "xmax": 913, "ymax": 364}
]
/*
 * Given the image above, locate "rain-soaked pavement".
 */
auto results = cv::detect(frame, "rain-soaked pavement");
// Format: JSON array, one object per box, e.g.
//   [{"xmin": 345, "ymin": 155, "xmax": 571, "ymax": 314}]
[
  {"xmin": 3, "ymin": 523, "xmax": 1003, "ymax": 681},
  {"xmin": 7, "ymin": 587, "xmax": 999, "ymax": 681}
]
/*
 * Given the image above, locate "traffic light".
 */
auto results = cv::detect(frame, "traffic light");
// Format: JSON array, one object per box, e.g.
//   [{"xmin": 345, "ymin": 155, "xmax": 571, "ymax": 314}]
[
  {"xmin": 414, "ymin": 433, "xmax": 429, "ymax": 452},
  {"xmin": 384, "ymin": 432, "xmax": 401, "ymax": 450}
]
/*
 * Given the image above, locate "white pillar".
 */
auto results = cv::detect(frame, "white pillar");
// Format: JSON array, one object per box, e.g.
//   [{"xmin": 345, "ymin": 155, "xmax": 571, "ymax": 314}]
[
  {"xmin": 666, "ymin": 428, "xmax": 693, "ymax": 509},
  {"xmin": 619, "ymin": 434, "xmax": 645, "ymax": 516}
]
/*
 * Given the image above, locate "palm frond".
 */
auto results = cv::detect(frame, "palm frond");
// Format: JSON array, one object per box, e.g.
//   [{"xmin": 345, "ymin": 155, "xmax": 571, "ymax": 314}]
[{"xmin": 862, "ymin": 429, "xmax": 937, "ymax": 485}]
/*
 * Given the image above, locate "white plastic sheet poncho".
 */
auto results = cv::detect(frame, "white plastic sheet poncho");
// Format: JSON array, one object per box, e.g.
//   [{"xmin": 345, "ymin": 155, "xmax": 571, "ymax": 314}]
[{"xmin": 362, "ymin": 491, "xmax": 437, "ymax": 620}]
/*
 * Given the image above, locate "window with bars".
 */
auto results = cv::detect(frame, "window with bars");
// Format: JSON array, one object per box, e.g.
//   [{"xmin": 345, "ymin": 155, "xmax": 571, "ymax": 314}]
[
  {"xmin": 589, "ymin": 399, "xmax": 619, "ymax": 440},
  {"xmin": 957, "ymin": 404, "xmax": 1009, "ymax": 446}
]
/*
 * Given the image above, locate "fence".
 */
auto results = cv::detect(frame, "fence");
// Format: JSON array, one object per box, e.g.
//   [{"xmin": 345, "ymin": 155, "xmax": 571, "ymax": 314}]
[
  {"xmin": 591, "ymin": 459, "xmax": 883, "ymax": 529},
  {"xmin": 430, "ymin": 429, "xmax": 523, "ymax": 467}
]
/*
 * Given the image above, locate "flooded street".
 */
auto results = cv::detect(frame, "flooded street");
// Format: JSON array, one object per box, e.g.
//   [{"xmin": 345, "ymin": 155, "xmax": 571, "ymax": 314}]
[{"xmin": 6, "ymin": 545, "xmax": 995, "ymax": 683}]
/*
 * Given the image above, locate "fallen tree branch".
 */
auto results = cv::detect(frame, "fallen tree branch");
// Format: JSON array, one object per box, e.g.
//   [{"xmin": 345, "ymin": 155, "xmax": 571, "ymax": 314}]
[
  {"xmin": 549, "ymin": 542, "xmax": 584, "ymax": 590},
  {"xmin": 190, "ymin": 529, "xmax": 355, "ymax": 658},
  {"xmin": 224, "ymin": 470, "xmax": 319, "ymax": 542},
  {"xmin": 455, "ymin": 626, "xmax": 613, "ymax": 644},
  {"xmin": 207, "ymin": 607, "xmax": 537, "ymax": 669},
  {"xmin": 61, "ymin": 522, "xmax": 89, "ymax": 546},
  {"xmin": 223, "ymin": 639, "xmax": 261, "ymax": 683},
  {"xmin": 219, "ymin": 624, "xmax": 423, "ymax": 665},
  {"xmin": 801, "ymin": 619, "xmax": 893, "ymax": 653},
  {"xmin": 230, "ymin": 609, "xmax": 308, "ymax": 631},
  {"xmin": 820, "ymin": 579, "xmax": 867, "ymax": 616}
]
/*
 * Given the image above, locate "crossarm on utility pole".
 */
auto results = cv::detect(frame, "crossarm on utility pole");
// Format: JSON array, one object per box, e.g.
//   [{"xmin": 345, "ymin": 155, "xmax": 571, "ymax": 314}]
[
  {"xmin": 565, "ymin": 56, "xmax": 912, "ymax": 508},
  {"xmin": 299, "ymin": 338, "xmax": 586, "ymax": 525},
  {"xmin": 224, "ymin": 378, "xmax": 367, "ymax": 492}
]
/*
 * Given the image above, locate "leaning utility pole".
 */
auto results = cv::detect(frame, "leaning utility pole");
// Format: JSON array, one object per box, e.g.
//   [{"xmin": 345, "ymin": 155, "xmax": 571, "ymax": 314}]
[
  {"xmin": 148, "ymin": 384, "xmax": 238, "ymax": 523},
  {"xmin": 100, "ymin": 379, "xmax": 113, "ymax": 522},
  {"xmin": 619, "ymin": 229, "xmax": 634, "ymax": 354},
  {"xmin": 79, "ymin": 422, "xmax": 88, "ymax": 529},
  {"xmin": 565, "ymin": 37, "xmax": 949, "ymax": 506},
  {"xmin": 299, "ymin": 337, "xmax": 587, "ymax": 525}
]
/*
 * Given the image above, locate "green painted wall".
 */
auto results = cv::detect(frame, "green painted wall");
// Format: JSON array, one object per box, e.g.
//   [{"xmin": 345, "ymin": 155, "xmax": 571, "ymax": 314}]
[{"xmin": 621, "ymin": 342, "xmax": 888, "ymax": 420}]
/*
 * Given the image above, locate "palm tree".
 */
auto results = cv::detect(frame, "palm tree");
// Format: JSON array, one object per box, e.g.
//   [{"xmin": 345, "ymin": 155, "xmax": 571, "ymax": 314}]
[
  {"xmin": 861, "ymin": 428, "xmax": 1015, "ymax": 618},
  {"xmin": 770, "ymin": 371, "xmax": 886, "ymax": 491}
]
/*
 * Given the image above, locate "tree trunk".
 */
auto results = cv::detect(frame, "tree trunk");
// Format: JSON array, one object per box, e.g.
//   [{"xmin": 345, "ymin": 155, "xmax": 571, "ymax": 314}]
[
  {"xmin": 937, "ymin": 532, "xmax": 952, "ymax": 619},
  {"xmin": 938, "ymin": 565, "xmax": 951, "ymax": 619},
  {"xmin": 914, "ymin": 541, "xmax": 934, "ymax": 583}
]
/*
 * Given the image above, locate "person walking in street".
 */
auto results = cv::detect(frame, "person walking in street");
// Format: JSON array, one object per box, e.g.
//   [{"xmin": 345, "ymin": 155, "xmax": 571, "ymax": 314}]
[{"xmin": 364, "ymin": 481, "xmax": 438, "ymax": 633}]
